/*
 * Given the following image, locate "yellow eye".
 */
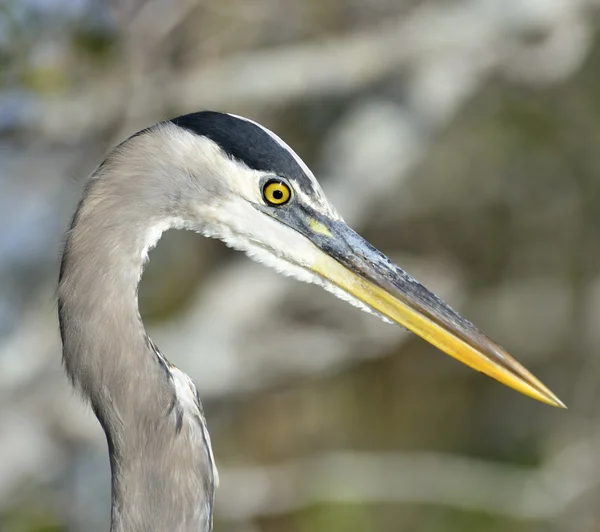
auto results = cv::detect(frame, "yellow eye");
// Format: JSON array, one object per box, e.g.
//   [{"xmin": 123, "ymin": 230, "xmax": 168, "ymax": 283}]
[{"xmin": 263, "ymin": 179, "xmax": 291, "ymax": 206}]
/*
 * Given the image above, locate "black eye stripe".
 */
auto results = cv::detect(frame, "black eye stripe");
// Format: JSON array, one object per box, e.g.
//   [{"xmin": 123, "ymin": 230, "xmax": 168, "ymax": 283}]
[{"xmin": 170, "ymin": 111, "xmax": 317, "ymax": 198}]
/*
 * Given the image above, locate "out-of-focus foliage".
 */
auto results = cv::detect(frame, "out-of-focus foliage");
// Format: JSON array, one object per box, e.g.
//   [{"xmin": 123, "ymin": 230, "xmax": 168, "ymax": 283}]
[{"xmin": 1, "ymin": 1, "xmax": 599, "ymax": 531}]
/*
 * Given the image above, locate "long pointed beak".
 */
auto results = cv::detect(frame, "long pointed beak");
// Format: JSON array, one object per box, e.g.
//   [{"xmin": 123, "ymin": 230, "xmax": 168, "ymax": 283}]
[{"xmin": 282, "ymin": 210, "xmax": 565, "ymax": 407}]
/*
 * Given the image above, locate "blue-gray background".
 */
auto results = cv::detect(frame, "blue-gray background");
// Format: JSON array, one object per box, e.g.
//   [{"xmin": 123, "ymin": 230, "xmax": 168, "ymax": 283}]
[{"xmin": 1, "ymin": 1, "xmax": 598, "ymax": 531}]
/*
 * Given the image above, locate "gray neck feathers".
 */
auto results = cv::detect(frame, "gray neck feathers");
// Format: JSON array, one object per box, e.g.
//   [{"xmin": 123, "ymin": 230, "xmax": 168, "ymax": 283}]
[{"xmin": 58, "ymin": 127, "xmax": 216, "ymax": 532}]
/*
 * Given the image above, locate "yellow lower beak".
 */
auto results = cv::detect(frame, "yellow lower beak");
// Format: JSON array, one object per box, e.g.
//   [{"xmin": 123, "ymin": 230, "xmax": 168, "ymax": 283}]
[{"xmin": 312, "ymin": 245, "xmax": 565, "ymax": 408}]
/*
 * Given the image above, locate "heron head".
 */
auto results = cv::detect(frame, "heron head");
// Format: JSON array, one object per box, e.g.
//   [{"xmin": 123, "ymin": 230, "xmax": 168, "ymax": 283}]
[{"xmin": 167, "ymin": 111, "xmax": 564, "ymax": 408}]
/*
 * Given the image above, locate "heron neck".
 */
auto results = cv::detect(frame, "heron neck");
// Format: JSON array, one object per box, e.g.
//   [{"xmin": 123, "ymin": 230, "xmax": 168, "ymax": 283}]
[{"xmin": 58, "ymin": 151, "xmax": 214, "ymax": 532}]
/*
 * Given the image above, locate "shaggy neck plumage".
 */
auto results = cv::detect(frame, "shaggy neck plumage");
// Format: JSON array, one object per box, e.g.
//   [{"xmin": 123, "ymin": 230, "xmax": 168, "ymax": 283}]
[{"xmin": 58, "ymin": 131, "xmax": 215, "ymax": 532}]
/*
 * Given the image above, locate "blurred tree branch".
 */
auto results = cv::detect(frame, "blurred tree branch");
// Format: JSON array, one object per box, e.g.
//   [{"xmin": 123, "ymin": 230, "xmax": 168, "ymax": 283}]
[
  {"xmin": 216, "ymin": 438, "xmax": 599, "ymax": 523},
  {"xmin": 36, "ymin": 0, "xmax": 598, "ymax": 142}
]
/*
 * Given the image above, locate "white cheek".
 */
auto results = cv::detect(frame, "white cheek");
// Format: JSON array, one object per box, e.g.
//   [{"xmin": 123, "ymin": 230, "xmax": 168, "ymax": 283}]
[
  {"xmin": 201, "ymin": 198, "xmax": 319, "ymax": 266},
  {"xmin": 199, "ymin": 199, "xmax": 390, "ymax": 322},
  {"xmin": 216, "ymin": 162, "xmax": 264, "ymax": 205}
]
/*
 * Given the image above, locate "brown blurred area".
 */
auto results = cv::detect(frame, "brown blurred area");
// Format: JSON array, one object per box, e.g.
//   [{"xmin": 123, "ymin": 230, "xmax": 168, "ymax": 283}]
[{"xmin": 1, "ymin": 0, "xmax": 600, "ymax": 531}]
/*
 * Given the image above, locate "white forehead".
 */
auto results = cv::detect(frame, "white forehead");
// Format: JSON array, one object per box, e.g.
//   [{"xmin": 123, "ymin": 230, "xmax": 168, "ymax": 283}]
[{"xmin": 228, "ymin": 113, "xmax": 341, "ymax": 220}]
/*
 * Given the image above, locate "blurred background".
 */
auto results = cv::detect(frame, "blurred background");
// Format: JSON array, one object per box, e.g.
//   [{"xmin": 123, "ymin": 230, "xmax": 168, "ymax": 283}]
[{"xmin": 1, "ymin": 0, "xmax": 600, "ymax": 530}]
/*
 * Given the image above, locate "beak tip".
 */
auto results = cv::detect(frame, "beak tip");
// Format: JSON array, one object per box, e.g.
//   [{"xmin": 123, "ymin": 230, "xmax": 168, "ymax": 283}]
[
  {"xmin": 536, "ymin": 386, "xmax": 567, "ymax": 409},
  {"xmin": 552, "ymin": 396, "xmax": 568, "ymax": 409},
  {"xmin": 529, "ymin": 383, "xmax": 567, "ymax": 409}
]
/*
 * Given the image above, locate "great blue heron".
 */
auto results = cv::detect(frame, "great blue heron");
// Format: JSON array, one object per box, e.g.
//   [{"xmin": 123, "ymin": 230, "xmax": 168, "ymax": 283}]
[{"xmin": 58, "ymin": 111, "xmax": 564, "ymax": 532}]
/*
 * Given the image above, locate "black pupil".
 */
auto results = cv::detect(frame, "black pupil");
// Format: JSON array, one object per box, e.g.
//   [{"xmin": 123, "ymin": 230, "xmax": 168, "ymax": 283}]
[{"xmin": 272, "ymin": 189, "xmax": 284, "ymax": 200}]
